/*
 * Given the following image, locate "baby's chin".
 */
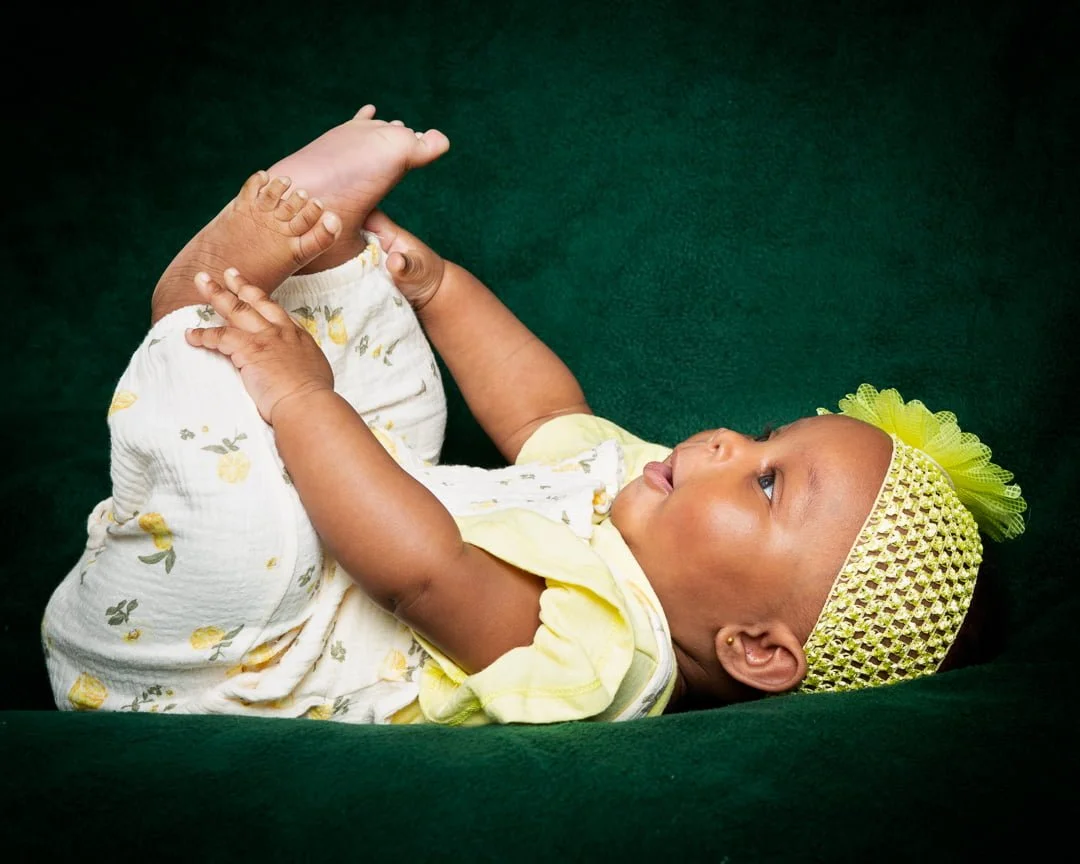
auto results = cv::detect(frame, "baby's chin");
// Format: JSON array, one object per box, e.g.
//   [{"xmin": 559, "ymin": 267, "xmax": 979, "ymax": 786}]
[{"xmin": 608, "ymin": 479, "xmax": 641, "ymax": 531}]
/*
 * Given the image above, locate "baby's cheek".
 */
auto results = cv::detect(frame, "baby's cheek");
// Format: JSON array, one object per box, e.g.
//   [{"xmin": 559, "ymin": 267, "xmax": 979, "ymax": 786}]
[{"xmin": 678, "ymin": 498, "xmax": 755, "ymax": 562}]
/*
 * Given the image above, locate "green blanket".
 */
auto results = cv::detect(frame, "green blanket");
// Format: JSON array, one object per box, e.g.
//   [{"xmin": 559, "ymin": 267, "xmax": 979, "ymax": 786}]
[{"xmin": 4, "ymin": 1, "xmax": 1077, "ymax": 859}]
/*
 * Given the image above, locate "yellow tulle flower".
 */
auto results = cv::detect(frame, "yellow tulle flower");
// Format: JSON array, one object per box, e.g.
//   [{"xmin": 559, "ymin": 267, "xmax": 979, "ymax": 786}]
[{"xmin": 818, "ymin": 384, "xmax": 1027, "ymax": 542}]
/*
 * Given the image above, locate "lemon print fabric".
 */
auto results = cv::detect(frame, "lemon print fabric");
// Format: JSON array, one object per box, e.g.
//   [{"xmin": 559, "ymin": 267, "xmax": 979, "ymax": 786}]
[
  {"xmin": 304, "ymin": 698, "xmax": 351, "ymax": 720},
  {"xmin": 108, "ymin": 389, "xmax": 138, "ymax": 417},
  {"xmin": 304, "ymin": 696, "xmax": 350, "ymax": 720},
  {"xmin": 201, "ymin": 433, "xmax": 251, "ymax": 483},
  {"xmin": 369, "ymin": 425, "xmax": 399, "ymax": 459},
  {"xmin": 121, "ymin": 684, "xmax": 177, "ymax": 713},
  {"xmin": 190, "ymin": 625, "xmax": 244, "ymax": 662},
  {"xmin": 291, "ymin": 305, "xmax": 323, "ymax": 346},
  {"xmin": 325, "ymin": 306, "xmax": 347, "ymax": 345},
  {"xmin": 305, "ymin": 703, "xmax": 334, "ymax": 721},
  {"xmin": 105, "ymin": 599, "xmax": 142, "ymax": 641},
  {"xmin": 137, "ymin": 513, "xmax": 177, "ymax": 574},
  {"xmin": 225, "ymin": 631, "xmax": 299, "ymax": 678},
  {"xmin": 68, "ymin": 673, "xmax": 108, "ymax": 710},
  {"xmin": 380, "ymin": 649, "xmax": 409, "ymax": 681}
]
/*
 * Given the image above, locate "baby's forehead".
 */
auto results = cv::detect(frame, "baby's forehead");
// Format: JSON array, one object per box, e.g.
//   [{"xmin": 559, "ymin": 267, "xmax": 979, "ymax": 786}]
[{"xmin": 780, "ymin": 413, "xmax": 880, "ymax": 439}]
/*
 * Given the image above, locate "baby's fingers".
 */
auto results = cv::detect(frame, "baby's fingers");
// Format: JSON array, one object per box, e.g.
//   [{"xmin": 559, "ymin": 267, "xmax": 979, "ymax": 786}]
[
  {"xmin": 223, "ymin": 268, "xmax": 294, "ymax": 328},
  {"xmin": 194, "ymin": 271, "xmax": 272, "ymax": 332},
  {"xmin": 184, "ymin": 324, "xmax": 253, "ymax": 365}
]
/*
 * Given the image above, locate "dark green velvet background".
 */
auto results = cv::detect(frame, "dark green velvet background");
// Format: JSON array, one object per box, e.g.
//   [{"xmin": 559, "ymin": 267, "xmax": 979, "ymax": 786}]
[{"xmin": 3, "ymin": 1, "xmax": 1077, "ymax": 859}]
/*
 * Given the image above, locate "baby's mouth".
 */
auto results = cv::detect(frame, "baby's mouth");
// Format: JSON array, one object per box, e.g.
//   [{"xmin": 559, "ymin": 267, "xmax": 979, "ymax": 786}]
[{"xmin": 642, "ymin": 459, "xmax": 674, "ymax": 494}]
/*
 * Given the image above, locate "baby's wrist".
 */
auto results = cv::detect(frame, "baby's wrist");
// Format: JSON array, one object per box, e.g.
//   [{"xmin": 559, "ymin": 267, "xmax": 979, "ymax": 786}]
[{"xmin": 269, "ymin": 383, "xmax": 337, "ymax": 427}]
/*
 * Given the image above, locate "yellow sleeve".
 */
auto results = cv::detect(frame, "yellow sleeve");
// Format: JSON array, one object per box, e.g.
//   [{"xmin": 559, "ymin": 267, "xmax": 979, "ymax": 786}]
[
  {"xmin": 415, "ymin": 509, "xmax": 636, "ymax": 725},
  {"xmin": 516, "ymin": 414, "xmax": 671, "ymax": 480}
]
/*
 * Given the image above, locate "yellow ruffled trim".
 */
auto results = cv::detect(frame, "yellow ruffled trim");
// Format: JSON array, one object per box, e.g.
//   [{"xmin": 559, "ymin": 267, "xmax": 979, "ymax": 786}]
[{"xmin": 818, "ymin": 384, "xmax": 1027, "ymax": 542}]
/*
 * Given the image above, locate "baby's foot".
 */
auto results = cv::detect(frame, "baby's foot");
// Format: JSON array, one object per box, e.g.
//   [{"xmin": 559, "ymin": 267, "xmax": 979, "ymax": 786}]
[
  {"xmin": 266, "ymin": 105, "xmax": 450, "ymax": 272},
  {"xmin": 151, "ymin": 171, "xmax": 341, "ymax": 324}
]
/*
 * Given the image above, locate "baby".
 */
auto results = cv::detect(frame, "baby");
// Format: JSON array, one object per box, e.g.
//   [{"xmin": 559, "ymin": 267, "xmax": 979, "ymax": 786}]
[{"xmin": 42, "ymin": 107, "xmax": 1027, "ymax": 724}]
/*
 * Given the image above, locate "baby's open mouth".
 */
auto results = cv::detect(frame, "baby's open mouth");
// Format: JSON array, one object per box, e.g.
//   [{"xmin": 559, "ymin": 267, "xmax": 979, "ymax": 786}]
[{"xmin": 643, "ymin": 460, "xmax": 674, "ymax": 494}]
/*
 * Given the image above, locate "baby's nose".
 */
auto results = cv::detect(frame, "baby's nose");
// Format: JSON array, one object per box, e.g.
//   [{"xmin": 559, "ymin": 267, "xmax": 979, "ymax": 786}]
[{"xmin": 706, "ymin": 428, "xmax": 747, "ymax": 459}]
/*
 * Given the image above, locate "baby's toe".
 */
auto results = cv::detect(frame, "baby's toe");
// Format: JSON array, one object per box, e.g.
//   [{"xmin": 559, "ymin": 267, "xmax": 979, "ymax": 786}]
[
  {"xmin": 257, "ymin": 175, "xmax": 294, "ymax": 212},
  {"xmin": 274, "ymin": 188, "xmax": 309, "ymax": 221}
]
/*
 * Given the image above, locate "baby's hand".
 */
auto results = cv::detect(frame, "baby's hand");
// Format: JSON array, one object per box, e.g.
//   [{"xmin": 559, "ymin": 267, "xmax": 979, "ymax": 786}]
[
  {"xmin": 185, "ymin": 268, "xmax": 333, "ymax": 425},
  {"xmin": 364, "ymin": 209, "xmax": 446, "ymax": 312}
]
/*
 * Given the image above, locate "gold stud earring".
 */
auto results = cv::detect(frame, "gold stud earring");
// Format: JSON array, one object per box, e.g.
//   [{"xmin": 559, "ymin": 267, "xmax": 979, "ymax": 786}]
[{"xmin": 726, "ymin": 636, "xmax": 734, "ymax": 646}]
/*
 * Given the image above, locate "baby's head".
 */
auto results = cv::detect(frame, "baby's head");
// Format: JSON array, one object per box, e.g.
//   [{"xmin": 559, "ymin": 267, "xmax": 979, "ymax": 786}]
[{"xmin": 611, "ymin": 384, "xmax": 1026, "ymax": 704}]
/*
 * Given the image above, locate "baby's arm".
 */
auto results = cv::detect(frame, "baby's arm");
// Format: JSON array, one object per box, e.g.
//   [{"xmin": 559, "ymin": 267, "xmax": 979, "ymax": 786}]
[
  {"xmin": 185, "ymin": 268, "xmax": 543, "ymax": 674},
  {"xmin": 366, "ymin": 211, "xmax": 591, "ymax": 463}
]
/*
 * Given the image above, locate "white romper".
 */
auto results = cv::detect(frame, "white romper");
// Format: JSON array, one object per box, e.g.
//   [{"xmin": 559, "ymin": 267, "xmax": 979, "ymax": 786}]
[{"xmin": 43, "ymin": 240, "xmax": 676, "ymax": 724}]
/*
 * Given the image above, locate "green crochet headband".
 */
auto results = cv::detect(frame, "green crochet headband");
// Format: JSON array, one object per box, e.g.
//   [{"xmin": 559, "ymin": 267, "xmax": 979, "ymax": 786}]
[{"xmin": 799, "ymin": 384, "xmax": 1027, "ymax": 693}]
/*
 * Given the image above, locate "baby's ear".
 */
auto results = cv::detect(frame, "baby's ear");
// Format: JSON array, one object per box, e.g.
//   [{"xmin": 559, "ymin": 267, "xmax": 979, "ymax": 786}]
[{"xmin": 715, "ymin": 624, "xmax": 807, "ymax": 694}]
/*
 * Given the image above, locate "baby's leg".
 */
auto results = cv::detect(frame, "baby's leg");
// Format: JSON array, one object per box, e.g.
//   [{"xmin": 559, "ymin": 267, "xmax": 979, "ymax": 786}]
[
  {"xmin": 152, "ymin": 106, "xmax": 449, "ymax": 320},
  {"xmin": 45, "ymin": 284, "xmax": 342, "ymax": 718},
  {"xmin": 272, "ymin": 236, "xmax": 447, "ymax": 464},
  {"xmin": 43, "ymin": 172, "xmax": 386, "ymax": 716},
  {"xmin": 150, "ymin": 171, "xmax": 341, "ymax": 325},
  {"xmin": 256, "ymin": 106, "xmax": 451, "ymax": 461},
  {"xmin": 266, "ymin": 105, "xmax": 450, "ymax": 275}
]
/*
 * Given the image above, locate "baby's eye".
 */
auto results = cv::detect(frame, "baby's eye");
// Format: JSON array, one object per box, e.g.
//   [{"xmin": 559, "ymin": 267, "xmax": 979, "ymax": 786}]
[{"xmin": 758, "ymin": 473, "xmax": 776, "ymax": 501}]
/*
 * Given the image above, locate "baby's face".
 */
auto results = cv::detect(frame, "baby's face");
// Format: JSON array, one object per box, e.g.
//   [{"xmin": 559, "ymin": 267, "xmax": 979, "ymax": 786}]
[{"xmin": 611, "ymin": 414, "xmax": 892, "ymax": 656}]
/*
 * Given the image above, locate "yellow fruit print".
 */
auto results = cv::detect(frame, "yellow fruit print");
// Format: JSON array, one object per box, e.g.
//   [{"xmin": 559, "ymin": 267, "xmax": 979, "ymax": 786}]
[
  {"xmin": 68, "ymin": 673, "xmax": 108, "ymax": 711},
  {"xmin": 291, "ymin": 305, "xmax": 322, "ymax": 346},
  {"xmin": 369, "ymin": 426, "xmax": 398, "ymax": 459},
  {"xmin": 138, "ymin": 513, "xmax": 177, "ymax": 573},
  {"xmin": 190, "ymin": 624, "xmax": 244, "ymax": 661},
  {"xmin": 190, "ymin": 626, "xmax": 226, "ymax": 650},
  {"xmin": 305, "ymin": 703, "xmax": 334, "ymax": 721},
  {"xmin": 217, "ymin": 451, "xmax": 251, "ymax": 483},
  {"xmin": 226, "ymin": 626, "xmax": 300, "ymax": 677},
  {"xmin": 240, "ymin": 640, "xmax": 278, "ymax": 669},
  {"xmin": 138, "ymin": 514, "xmax": 173, "ymax": 550},
  {"xmin": 380, "ymin": 338, "xmax": 401, "ymax": 366},
  {"xmin": 201, "ymin": 433, "xmax": 250, "ymax": 483},
  {"xmin": 324, "ymin": 306, "xmax": 347, "ymax": 345},
  {"xmin": 108, "ymin": 390, "xmax": 138, "ymax": 417},
  {"xmin": 379, "ymin": 649, "xmax": 408, "ymax": 682}
]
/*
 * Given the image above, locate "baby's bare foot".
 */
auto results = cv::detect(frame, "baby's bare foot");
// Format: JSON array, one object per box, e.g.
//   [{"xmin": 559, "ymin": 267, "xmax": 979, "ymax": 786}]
[
  {"xmin": 151, "ymin": 171, "xmax": 341, "ymax": 324},
  {"xmin": 266, "ymin": 105, "xmax": 450, "ymax": 272}
]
